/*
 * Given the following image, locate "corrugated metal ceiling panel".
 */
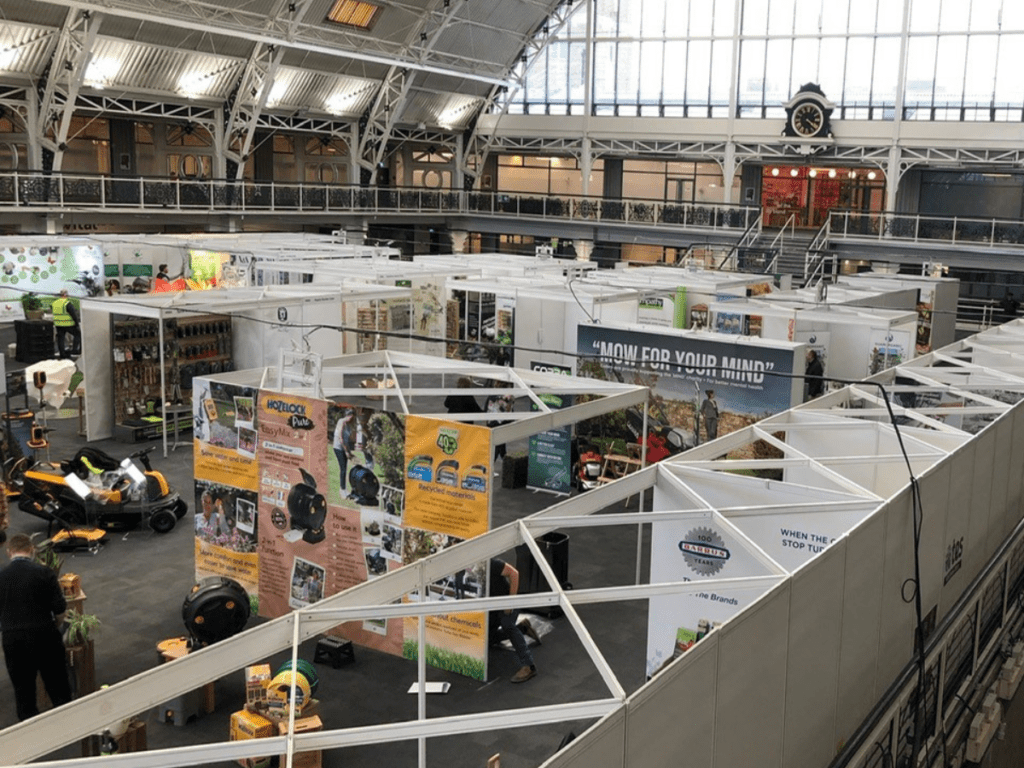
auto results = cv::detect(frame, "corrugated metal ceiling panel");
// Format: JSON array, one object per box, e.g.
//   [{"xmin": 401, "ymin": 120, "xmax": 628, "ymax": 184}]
[
  {"xmin": 401, "ymin": 89, "xmax": 483, "ymax": 130},
  {"xmin": 0, "ymin": 22, "xmax": 57, "ymax": 78}
]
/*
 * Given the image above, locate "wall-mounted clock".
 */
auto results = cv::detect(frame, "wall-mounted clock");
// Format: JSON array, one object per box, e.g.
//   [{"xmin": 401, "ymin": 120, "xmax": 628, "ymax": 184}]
[{"xmin": 782, "ymin": 83, "xmax": 835, "ymax": 140}]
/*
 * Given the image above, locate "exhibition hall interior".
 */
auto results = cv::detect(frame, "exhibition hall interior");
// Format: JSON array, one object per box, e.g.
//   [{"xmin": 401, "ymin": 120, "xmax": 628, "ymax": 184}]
[{"xmin": 4, "ymin": 1, "xmax": 1024, "ymax": 767}]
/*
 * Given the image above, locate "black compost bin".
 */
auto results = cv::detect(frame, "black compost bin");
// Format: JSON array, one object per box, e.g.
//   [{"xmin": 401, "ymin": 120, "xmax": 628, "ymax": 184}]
[{"xmin": 515, "ymin": 531, "xmax": 570, "ymax": 617}]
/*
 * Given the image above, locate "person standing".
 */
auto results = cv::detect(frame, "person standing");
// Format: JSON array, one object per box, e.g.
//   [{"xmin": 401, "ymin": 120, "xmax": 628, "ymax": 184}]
[
  {"xmin": 156, "ymin": 264, "xmax": 169, "ymax": 281},
  {"xmin": 444, "ymin": 377, "xmax": 482, "ymax": 415},
  {"xmin": 805, "ymin": 349, "xmax": 825, "ymax": 400},
  {"xmin": 700, "ymin": 389, "xmax": 719, "ymax": 441},
  {"xmin": 333, "ymin": 408, "xmax": 355, "ymax": 492},
  {"xmin": 0, "ymin": 534, "xmax": 71, "ymax": 721},
  {"xmin": 51, "ymin": 289, "xmax": 81, "ymax": 359},
  {"xmin": 489, "ymin": 558, "xmax": 541, "ymax": 683}
]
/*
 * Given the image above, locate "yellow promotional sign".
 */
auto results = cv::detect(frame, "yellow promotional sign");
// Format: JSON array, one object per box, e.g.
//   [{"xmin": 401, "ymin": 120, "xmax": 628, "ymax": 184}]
[
  {"xmin": 194, "ymin": 538, "xmax": 259, "ymax": 596},
  {"xmin": 194, "ymin": 441, "xmax": 258, "ymax": 492},
  {"xmin": 404, "ymin": 416, "xmax": 491, "ymax": 539}
]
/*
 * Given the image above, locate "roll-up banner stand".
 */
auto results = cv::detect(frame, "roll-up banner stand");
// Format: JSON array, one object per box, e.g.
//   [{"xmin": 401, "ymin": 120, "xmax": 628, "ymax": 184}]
[{"xmin": 527, "ymin": 362, "xmax": 574, "ymax": 496}]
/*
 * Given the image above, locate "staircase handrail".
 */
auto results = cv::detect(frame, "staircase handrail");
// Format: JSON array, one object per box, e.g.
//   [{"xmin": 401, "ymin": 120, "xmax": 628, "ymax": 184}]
[
  {"xmin": 764, "ymin": 213, "xmax": 796, "ymax": 274},
  {"xmin": 713, "ymin": 214, "xmax": 763, "ymax": 271},
  {"xmin": 804, "ymin": 216, "xmax": 834, "ymax": 286}
]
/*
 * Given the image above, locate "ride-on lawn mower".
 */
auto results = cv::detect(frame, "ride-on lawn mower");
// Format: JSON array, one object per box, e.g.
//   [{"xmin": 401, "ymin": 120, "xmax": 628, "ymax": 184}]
[{"xmin": 13, "ymin": 446, "xmax": 187, "ymax": 536}]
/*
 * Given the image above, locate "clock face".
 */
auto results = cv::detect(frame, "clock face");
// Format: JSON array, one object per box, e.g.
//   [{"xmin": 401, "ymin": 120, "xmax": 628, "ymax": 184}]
[{"xmin": 791, "ymin": 101, "xmax": 825, "ymax": 137}]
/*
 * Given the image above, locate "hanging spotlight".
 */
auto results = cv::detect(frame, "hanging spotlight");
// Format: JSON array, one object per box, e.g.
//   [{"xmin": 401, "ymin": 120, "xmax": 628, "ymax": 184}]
[
  {"xmin": 790, "ymin": 168, "xmax": 798, "ymax": 177},
  {"xmin": 849, "ymin": 171, "xmax": 857, "ymax": 178},
  {"xmin": 867, "ymin": 171, "xmax": 877, "ymax": 180},
  {"xmin": 808, "ymin": 169, "xmax": 817, "ymax": 178},
  {"xmin": 828, "ymin": 169, "xmax": 837, "ymax": 178},
  {"xmin": 771, "ymin": 168, "xmax": 779, "ymax": 176}
]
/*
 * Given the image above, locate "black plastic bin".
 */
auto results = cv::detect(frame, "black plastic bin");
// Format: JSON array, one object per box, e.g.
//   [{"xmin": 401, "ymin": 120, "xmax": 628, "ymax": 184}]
[{"xmin": 515, "ymin": 531, "xmax": 570, "ymax": 617}]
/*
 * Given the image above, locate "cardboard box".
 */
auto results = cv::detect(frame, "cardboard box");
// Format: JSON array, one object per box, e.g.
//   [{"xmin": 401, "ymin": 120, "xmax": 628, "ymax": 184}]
[
  {"xmin": 278, "ymin": 715, "xmax": 322, "ymax": 768},
  {"xmin": 59, "ymin": 573, "xmax": 82, "ymax": 597},
  {"xmin": 229, "ymin": 710, "xmax": 274, "ymax": 768},
  {"xmin": 245, "ymin": 664, "xmax": 271, "ymax": 706}
]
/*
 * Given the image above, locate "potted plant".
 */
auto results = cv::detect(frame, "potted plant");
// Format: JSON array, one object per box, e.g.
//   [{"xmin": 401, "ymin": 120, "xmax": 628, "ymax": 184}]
[
  {"xmin": 64, "ymin": 609, "xmax": 100, "ymax": 697},
  {"xmin": 22, "ymin": 292, "xmax": 45, "ymax": 320}
]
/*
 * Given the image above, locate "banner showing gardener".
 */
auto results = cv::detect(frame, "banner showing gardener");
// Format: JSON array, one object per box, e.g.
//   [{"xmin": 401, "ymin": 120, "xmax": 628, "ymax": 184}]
[
  {"xmin": 577, "ymin": 324, "xmax": 804, "ymax": 447},
  {"xmin": 254, "ymin": 391, "xmax": 330, "ymax": 619},
  {"xmin": 192, "ymin": 377, "xmax": 260, "ymax": 598}
]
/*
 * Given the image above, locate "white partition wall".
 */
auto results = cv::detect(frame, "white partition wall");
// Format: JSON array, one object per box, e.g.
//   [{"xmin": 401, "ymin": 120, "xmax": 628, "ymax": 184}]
[{"xmin": 11, "ymin": 323, "xmax": 1024, "ymax": 768}]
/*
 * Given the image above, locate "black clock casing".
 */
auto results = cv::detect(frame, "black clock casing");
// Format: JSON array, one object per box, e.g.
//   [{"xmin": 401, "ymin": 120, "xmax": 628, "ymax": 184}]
[{"xmin": 782, "ymin": 83, "xmax": 835, "ymax": 140}]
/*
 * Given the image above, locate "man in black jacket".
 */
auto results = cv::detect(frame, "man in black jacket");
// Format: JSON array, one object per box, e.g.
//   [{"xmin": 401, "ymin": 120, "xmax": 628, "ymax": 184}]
[
  {"xmin": 0, "ymin": 534, "xmax": 71, "ymax": 721},
  {"xmin": 805, "ymin": 349, "xmax": 825, "ymax": 400}
]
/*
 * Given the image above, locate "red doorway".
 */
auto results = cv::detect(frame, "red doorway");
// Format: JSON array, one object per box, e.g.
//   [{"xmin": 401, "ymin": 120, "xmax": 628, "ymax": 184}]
[{"xmin": 761, "ymin": 166, "xmax": 885, "ymax": 229}]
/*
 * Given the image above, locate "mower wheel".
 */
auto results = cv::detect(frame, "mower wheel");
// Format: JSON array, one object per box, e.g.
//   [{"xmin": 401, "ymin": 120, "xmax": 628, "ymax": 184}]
[
  {"xmin": 150, "ymin": 509, "xmax": 177, "ymax": 534},
  {"xmin": 173, "ymin": 499, "xmax": 188, "ymax": 520}
]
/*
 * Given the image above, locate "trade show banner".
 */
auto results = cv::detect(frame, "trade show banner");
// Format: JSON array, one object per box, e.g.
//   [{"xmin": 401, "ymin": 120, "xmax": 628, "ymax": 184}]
[
  {"xmin": 496, "ymin": 295, "xmax": 516, "ymax": 366},
  {"xmin": 0, "ymin": 242, "xmax": 105, "ymax": 301},
  {"xmin": 645, "ymin": 513, "xmax": 785, "ymax": 678},
  {"xmin": 527, "ymin": 362, "xmax": 574, "ymax": 495},
  {"xmin": 254, "ymin": 390, "xmax": 331, "ymax": 621},
  {"xmin": 868, "ymin": 329, "xmax": 912, "ymax": 375},
  {"xmin": 404, "ymin": 416, "xmax": 491, "ymax": 539},
  {"xmin": 577, "ymin": 324, "xmax": 802, "ymax": 443},
  {"xmin": 192, "ymin": 377, "xmax": 261, "ymax": 598},
  {"xmin": 402, "ymin": 415, "xmax": 491, "ymax": 680}
]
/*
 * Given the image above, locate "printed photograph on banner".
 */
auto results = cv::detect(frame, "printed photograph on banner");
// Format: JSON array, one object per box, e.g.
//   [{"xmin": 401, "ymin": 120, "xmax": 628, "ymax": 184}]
[
  {"xmin": 401, "ymin": 592, "xmax": 488, "ymax": 682},
  {"xmin": 381, "ymin": 523, "xmax": 403, "ymax": 562},
  {"xmin": 234, "ymin": 497, "xmax": 256, "ymax": 535},
  {"xmin": 380, "ymin": 485, "xmax": 404, "ymax": 522},
  {"xmin": 234, "ymin": 396, "xmax": 255, "ymax": 429},
  {"xmin": 364, "ymin": 546, "xmax": 387, "ymax": 579},
  {"xmin": 288, "ymin": 556, "xmax": 326, "ymax": 609},
  {"xmin": 195, "ymin": 480, "xmax": 259, "ymax": 553},
  {"xmin": 237, "ymin": 427, "xmax": 257, "ymax": 458},
  {"xmin": 576, "ymin": 325, "xmax": 802, "ymax": 456},
  {"xmin": 361, "ymin": 509, "xmax": 384, "ymax": 545},
  {"xmin": 328, "ymin": 404, "xmax": 406, "ymax": 509}
]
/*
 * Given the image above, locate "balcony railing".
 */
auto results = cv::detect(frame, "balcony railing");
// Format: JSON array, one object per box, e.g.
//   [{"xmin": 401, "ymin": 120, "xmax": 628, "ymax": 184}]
[
  {"xmin": 0, "ymin": 170, "xmax": 760, "ymax": 231},
  {"xmin": 829, "ymin": 208, "xmax": 1024, "ymax": 248}
]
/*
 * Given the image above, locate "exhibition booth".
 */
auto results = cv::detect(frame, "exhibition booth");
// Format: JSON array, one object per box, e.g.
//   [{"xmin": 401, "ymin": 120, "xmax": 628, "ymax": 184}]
[
  {"xmin": 77, "ymin": 284, "xmax": 411, "ymax": 450},
  {"xmin": 702, "ymin": 297, "xmax": 920, "ymax": 381},
  {"xmin": 10, "ymin": 321, "xmax": 1024, "ymax": 768}
]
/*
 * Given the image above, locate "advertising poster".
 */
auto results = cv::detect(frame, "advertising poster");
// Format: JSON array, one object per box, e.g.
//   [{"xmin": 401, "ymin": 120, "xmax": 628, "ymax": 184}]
[
  {"xmin": 324, "ymin": 403, "xmax": 407, "ymax": 653},
  {"xmin": 577, "ymin": 324, "xmax": 801, "ymax": 447},
  {"xmin": 410, "ymin": 279, "xmax": 445, "ymax": 356},
  {"xmin": 0, "ymin": 243, "xmax": 105, "ymax": 301},
  {"xmin": 495, "ymin": 294, "xmax": 516, "ymax": 366},
  {"xmin": 637, "ymin": 295, "xmax": 675, "ymax": 328},
  {"xmin": 254, "ymin": 390, "xmax": 332, "ymax": 620},
  {"xmin": 404, "ymin": 416, "xmax": 491, "ymax": 540},
  {"xmin": 527, "ymin": 361, "xmax": 574, "ymax": 495},
  {"xmin": 644, "ymin": 515, "xmax": 784, "ymax": 678},
  {"xmin": 192, "ymin": 377, "xmax": 262, "ymax": 598},
  {"xmin": 868, "ymin": 329, "xmax": 912, "ymax": 375},
  {"xmin": 673, "ymin": 287, "xmax": 687, "ymax": 328},
  {"xmin": 403, "ymin": 415, "xmax": 491, "ymax": 679}
]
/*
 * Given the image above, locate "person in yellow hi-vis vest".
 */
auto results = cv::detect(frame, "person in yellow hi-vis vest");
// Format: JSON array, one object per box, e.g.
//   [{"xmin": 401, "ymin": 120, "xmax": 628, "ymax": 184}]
[{"xmin": 51, "ymin": 289, "xmax": 80, "ymax": 359}]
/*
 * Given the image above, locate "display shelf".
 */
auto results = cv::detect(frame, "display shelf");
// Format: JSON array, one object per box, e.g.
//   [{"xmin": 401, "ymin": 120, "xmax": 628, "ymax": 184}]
[{"xmin": 111, "ymin": 313, "xmax": 231, "ymax": 439}]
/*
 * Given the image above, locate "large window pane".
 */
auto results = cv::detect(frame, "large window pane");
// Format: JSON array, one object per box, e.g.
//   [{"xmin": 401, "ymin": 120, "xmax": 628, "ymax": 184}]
[
  {"xmin": 548, "ymin": 42, "xmax": 569, "ymax": 102},
  {"xmin": 963, "ymin": 35, "xmax": 997, "ymax": 106},
  {"xmin": 794, "ymin": 0, "xmax": 822, "ymax": 35},
  {"xmin": 969, "ymin": 0, "xmax": 1001, "ymax": 32},
  {"xmin": 939, "ymin": 0, "xmax": 970, "ymax": 32},
  {"xmin": 713, "ymin": 0, "xmax": 735, "ymax": 36},
  {"xmin": 872, "ymin": 37, "xmax": 900, "ymax": 105},
  {"xmin": 568, "ymin": 42, "xmax": 587, "ymax": 102},
  {"xmin": 567, "ymin": 3, "xmax": 588, "ymax": 36},
  {"xmin": 848, "ymin": 0, "xmax": 877, "ymax": 33},
  {"xmin": 593, "ymin": 42, "xmax": 617, "ymax": 101},
  {"xmin": 817, "ymin": 39, "xmax": 847, "ymax": 99},
  {"xmin": 910, "ymin": 0, "xmax": 940, "ymax": 33},
  {"xmin": 663, "ymin": 41, "xmax": 687, "ymax": 102},
  {"xmin": 768, "ymin": 0, "xmax": 796, "ymax": 36},
  {"xmin": 687, "ymin": 40, "xmax": 712, "ymax": 105},
  {"xmin": 665, "ymin": 0, "xmax": 690, "ymax": 36},
  {"xmin": 791, "ymin": 38, "xmax": 820, "ymax": 91},
  {"xmin": 904, "ymin": 35, "xmax": 937, "ymax": 106},
  {"xmin": 742, "ymin": 0, "xmax": 769, "ymax": 35},
  {"xmin": 821, "ymin": 0, "xmax": 850, "ymax": 34},
  {"xmin": 689, "ymin": 0, "xmax": 713, "ymax": 37},
  {"xmin": 737, "ymin": 39, "xmax": 767, "ymax": 106},
  {"xmin": 934, "ymin": 35, "xmax": 967, "ymax": 105},
  {"xmin": 876, "ymin": 0, "xmax": 903, "ymax": 33},
  {"xmin": 709, "ymin": 40, "xmax": 732, "ymax": 104},
  {"xmin": 641, "ymin": 0, "xmax": 666, "ymax": 37},
  {"xmin": 994, "ymin": 35, "xmax": 1024, "ymax": 104},
  {"xmin": 618, "ymin": 0, "xmax": 641, "ymax": 37},
  {"xmin": 764, "ymin": 39, "xmax": 793, "ymax": 104},
  {"xmin": 843, "ymin": 37, "xmax": 875, "ymax": 104},
  {"xmin": 639, "ymin": 41, "xmax": 664, "ymax": 102},
  {"xmin": 1004, "ymin": 1, "xmax": 1024, "ymax": 31},
  {"xmin": 595, "ymin": 0, "xmax": 619, "ymax": 35},
  {"xmin": 617, "ymin": 41, "xmax": 640, "ymax": 102},
  {"xmin": 526, "ymin": 50, "xmax": 547, "ymax": 101}
]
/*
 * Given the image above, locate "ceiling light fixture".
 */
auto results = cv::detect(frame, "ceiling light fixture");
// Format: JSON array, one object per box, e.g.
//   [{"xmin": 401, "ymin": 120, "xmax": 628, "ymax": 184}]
[
  {"xmin": 325, "ymin": 0, "xmax": 381, "ymax": 30},
  {"xmin": 771, "ymin": 168, "xmax": 779, "ymax": 176}
]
